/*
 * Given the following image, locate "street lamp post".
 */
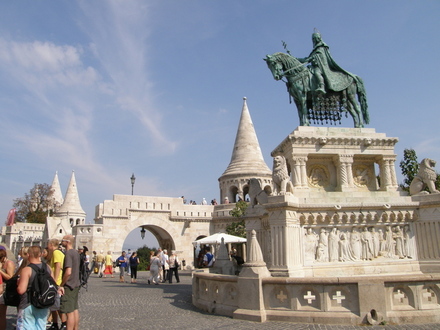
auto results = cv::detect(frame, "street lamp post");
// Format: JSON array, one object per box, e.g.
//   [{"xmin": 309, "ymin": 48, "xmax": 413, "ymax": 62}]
[
  {"xmin": 130, "ymin": 173, "xmax": 136, "ymax": 195},
  {"xmin": 140, "ymin": 226, "xmax": 146, "ymax": 240}
]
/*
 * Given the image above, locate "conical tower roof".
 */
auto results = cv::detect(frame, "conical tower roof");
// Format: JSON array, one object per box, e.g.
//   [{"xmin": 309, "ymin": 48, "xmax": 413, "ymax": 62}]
[
  {"xmin": 221, "ymin": 97, "xmax": 271, "ymax": 177},
  {"xmin": 56, "ymin": 171, "xmax": 86, "ymax": 216},
  {"xmin": 49, "ymin": 171, "xmax": 64, "ymax": 207}
]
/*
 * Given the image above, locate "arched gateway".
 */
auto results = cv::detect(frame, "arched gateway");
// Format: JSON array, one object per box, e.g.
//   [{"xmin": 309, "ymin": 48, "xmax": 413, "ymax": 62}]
[{"xmin": 83, "ymin": 195, "xmax": 215, "ymax": 267}]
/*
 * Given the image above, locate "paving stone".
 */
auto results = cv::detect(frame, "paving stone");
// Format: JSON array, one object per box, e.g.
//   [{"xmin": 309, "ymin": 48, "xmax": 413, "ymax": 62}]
[{"xmin": 5, "ymin": 271, "xmax": 440, "ymax": 329}]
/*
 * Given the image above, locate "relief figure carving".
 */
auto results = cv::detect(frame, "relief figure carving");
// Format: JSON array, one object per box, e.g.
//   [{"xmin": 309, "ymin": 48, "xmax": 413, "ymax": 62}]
[
  {"xmin": 304, "ymin": 228, "xmax": 318, "ymax": 263},
  {"xmin": 328, "ymin": 227, "xmax": 340, "ymax": 262},
  {"xmin": 316, "ymin": 228, "xmax": 328, "ymax": 262},
  {"xmin": 361, "ymin": 227, "xmax": 373, "ymax": 261},
  {"xmin": 350, "ymin": 227, "xmax": 362, "ymax": 260}
]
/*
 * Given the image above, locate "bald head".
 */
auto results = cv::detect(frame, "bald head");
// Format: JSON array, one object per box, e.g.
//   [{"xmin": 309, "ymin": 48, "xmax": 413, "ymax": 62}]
[{"xmin": 62, "ymin": 235, "xmax": 75, "ymax": 250}]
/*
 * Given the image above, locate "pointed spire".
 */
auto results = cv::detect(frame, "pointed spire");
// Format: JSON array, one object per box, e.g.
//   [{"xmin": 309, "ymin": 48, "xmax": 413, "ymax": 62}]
[
  {"xmin": 57, "ymin": 171, "xmax": 86, "ymax": 216},
  {"xmin": 49, "ymin": 171, "xmax": 64, "ymax": 209},
  {"xmin": 222, "ymin": 97, "xmax": 271, "ymax": 176},
  {"xmin": 239, "ymin": 230, "xmax": 271, "ymax": 278}
]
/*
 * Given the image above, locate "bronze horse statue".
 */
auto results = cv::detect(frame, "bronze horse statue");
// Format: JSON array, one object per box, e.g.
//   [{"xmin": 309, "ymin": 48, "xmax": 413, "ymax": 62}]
[{"xmin": 264, "ymin": 52, "xmax": 369, "ymax": 128}]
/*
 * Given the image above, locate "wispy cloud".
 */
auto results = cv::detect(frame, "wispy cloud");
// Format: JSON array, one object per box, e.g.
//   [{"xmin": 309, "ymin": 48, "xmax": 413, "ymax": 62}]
[
  {"xmin": 78, "ymin": 0, "xmax": 177, "ymax": 154},
  {"xmin": 0, "ymin": 1, "xmax": 178, "ymax": 203},
  {"xmin": 0, "ymin": 37, "xmax": 114, "ymax": 188}
]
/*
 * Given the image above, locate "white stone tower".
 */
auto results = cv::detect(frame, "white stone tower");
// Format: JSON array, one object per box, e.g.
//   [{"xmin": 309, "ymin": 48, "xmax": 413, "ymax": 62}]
[
  {"xmin": 218, "ymin": 97, "xmax": 272, "ymax": 203},
  {"xmin": 49, "ymin": 171, "xmax": 64, "ymax": 212},
  {"xmin": 55, "ymin": 171, "xmax": 86, "ymax": 226}
]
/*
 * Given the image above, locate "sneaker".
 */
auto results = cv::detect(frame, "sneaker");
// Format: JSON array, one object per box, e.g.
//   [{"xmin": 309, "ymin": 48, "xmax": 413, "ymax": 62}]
[
  {"xmin": 59, "ymin": 325, "xmax": 67, "ymax": 330},
  {"xmin": 48, "ymin": 324, "xmax": 59, "ymax": 330}
]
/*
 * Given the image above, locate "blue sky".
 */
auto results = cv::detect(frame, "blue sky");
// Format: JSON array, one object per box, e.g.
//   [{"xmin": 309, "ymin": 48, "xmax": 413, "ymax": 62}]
[{"xmin": 0, "ymin": 1, "xmax": 439, "ymax": 249}]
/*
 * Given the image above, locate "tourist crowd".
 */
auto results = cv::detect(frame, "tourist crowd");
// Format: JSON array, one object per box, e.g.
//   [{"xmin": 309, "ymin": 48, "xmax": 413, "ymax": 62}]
[
  {"xmin": 0, "ymin": 235, "xmax": 81, "ymax": 330},
  {"xmin": 89, "ymin": 248, "xmax": 181, "ymax": 285}
]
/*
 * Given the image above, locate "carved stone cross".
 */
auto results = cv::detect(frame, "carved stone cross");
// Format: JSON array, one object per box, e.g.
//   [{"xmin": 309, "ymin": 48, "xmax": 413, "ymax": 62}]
[
  {"xmin": 394, "ymin": 289, "xmax": 406, "ymax": 303},
  {"xmin": 304, "ymin": 291, "xmax": 316, "ymax": 304},
  {"xmin": 332, "ymin": 291, "xmax": 346, "ymax": 304},
  {"xmin": 277, "ymin": 290, "xmax": 288, "ymax": 303},
  {"xmin": 422, "ymin": 288, "xmax": 435, "ymax": 302}
]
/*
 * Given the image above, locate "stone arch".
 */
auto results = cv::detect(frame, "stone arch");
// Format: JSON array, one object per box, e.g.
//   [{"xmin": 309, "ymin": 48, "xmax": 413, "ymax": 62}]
[
  {"xmin": 243, "ymin": 184, "xmax": 250, "ymax": 201},
  {"xmin": 229, "ymin": 186, "xmax": 239, "ymax": 202},
  {"xmin": 108, "ymin": 212, "xmax": 182, "ymax": 259}
]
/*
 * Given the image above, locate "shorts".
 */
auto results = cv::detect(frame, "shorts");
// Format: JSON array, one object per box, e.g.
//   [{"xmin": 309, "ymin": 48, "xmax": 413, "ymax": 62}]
[
  {"xmin": 119, "ymin": 266, "xmax": 125, "ymax": 276},
  {"xmin": 17, "ymin": 304, "xmax": 48, "ymax": 330},
  {"xmin": 60, "ymin": 286, "xmax": 79, "ymax": 314},
  {"xmin": 49, "ymin": 294, "xmax": 61, "ymax": 312}
]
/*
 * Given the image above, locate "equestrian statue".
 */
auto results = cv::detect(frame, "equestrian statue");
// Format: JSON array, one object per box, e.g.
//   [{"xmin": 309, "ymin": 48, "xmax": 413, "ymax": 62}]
[{"xmin": 264, "ymin": 31, "xmax": 369, "ymax": 128}]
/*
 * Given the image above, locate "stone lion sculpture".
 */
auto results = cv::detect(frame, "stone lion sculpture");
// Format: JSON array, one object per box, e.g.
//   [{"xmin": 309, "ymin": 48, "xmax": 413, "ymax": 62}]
[
  {"xmin": 272, "ymin": 155, "xmax": 294, "ymax": 195},
  {"xmin": 248, "ymin": 178, "xmax": 268, "ymax": 207},
  {"xmin": 409, "ymin": 158, "xmax": 440, "ymax": 195}
]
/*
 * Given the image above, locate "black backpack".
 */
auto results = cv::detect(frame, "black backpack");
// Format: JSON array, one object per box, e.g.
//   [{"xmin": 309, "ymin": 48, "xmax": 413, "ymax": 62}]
[{"xmin": 28, "ymin": 263, "xmax": 58, "ymax": 309}]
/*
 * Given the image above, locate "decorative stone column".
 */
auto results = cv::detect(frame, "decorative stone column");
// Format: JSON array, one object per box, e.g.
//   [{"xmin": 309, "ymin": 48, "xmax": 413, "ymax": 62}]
[
  {"xmin": 267, "ymin": 201, "xmax": 303, "ymax": 276},
  {"xmin": 336, "ymin": 154, "xmax": 354, "ymax": 191},
  {"xmin": 377, "ymin": 155, "xmax": 398, "ymax": 191},
  {"xmin": 291, "ymin": 155, "xmax": 308, "ymax": 188}
]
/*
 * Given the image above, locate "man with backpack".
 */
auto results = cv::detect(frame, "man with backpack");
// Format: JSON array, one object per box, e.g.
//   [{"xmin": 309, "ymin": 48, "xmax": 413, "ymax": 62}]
[
  {"xmin": 59, "ymin": 235, "xmax": 81, "ymax": 330},
  {"xmin": 17, "ymin": 245, "xmax": 59, "ymax": 330}
]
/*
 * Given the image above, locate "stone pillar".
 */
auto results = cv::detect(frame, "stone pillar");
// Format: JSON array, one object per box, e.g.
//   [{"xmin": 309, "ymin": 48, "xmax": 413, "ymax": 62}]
[
  {"xmin": 267, "ymin": 203, "xmax": 302, "ymax": 276},
  {"xmin": 377, "ymin": 156, "xmax": 398, "ymax": 191},
  {"xmin": 291, "ymin": 155, "xmax": 308, "ymax": 188},
  {"xmin": 336, "ymin": 154, "xmax": 354, "ymax": 191}
]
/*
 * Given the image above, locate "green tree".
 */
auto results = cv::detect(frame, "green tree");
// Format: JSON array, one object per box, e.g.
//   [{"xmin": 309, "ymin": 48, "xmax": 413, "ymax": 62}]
[
  {"xmin": 13, "ymin": 183, "xmax": 54, "ymax": 223},
  {"xmin": 135, "ymin": 245, "xmax": 157, "ymax": 271},
  {"xmin": 399, "ymin": 148, "xmax": 419, "ymax": 192},
  {"xmin": 399, "ymin": 148, "xmax": 440, "ymax": 192},
  {"xmin": 226, "ymin": 200, "xmax": 248, "ymax": 238}
]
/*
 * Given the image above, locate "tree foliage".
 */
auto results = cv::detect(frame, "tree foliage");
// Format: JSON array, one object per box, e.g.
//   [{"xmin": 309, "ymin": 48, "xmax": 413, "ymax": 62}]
[
  {"xmin": 399, "ymin": 149, "xmax": 419, "ymax": 192},
  {"xmin": 13, "ymin": 183, "xmax": 54, "ymax": 223},
  {"xmin": 226, "ymin": 201, "xmax": 248, "ymax": 238},
  {"xmin": 399, "ymin": 148, "xmax": 440, "ymax": 192},
  {"xmin": 135, "ymin": 245, "xmax": 157, "ymax": 271}
]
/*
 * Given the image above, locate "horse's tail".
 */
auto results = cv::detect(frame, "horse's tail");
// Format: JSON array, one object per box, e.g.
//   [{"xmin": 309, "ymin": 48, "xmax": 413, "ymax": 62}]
[{"xmin": 354, "ymin": 76, "xmax": 369, "ymax": 125}]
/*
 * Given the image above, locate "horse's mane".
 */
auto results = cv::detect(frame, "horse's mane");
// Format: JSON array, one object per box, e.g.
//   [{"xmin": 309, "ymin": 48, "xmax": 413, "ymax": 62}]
[{"xmin": 271, "ymin": 52, "xmax": 302, "ymax": 70}]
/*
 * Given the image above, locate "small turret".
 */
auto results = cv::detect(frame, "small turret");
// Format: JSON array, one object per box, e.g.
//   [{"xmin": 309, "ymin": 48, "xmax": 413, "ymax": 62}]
[
  {"xmin": 49, "ymin": 171, "xmax": 64, "ymax": 212},
  {"xmin": 218, "ymin": 98, "xmax": 272, "ymax": 203},
  {"xmin": 55, "ymin": 171, "xmax": 86, "ymax": 226}
]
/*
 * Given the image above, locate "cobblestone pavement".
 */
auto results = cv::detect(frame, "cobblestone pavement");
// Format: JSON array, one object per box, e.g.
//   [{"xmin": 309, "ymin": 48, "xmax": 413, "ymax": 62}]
[{"xmin": 6, "ymin": 271, "xmax": 440, "ymax": 329}]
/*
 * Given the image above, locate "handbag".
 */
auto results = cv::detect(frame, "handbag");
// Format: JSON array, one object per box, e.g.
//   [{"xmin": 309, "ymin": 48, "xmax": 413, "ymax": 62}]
[{"xmin": 4, "ymin": 276, "xmax": 20, "ymax": 307}]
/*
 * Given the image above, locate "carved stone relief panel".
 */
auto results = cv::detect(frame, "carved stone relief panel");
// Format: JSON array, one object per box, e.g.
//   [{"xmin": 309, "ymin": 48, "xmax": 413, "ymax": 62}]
[
  {"xmin": 302, "ymin": 224, "xmax": 415, "ymax": 264},
  {"xmin": 306, "ymin": 156, "xmax": 337, "ymax": 191},
  {"xmin": 352, "ymin": 164, "xmax": 372, "ymax": 188},
  {"xmin": 308, "ymin": 164, "xmax": 330, "ymax": 189}
]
